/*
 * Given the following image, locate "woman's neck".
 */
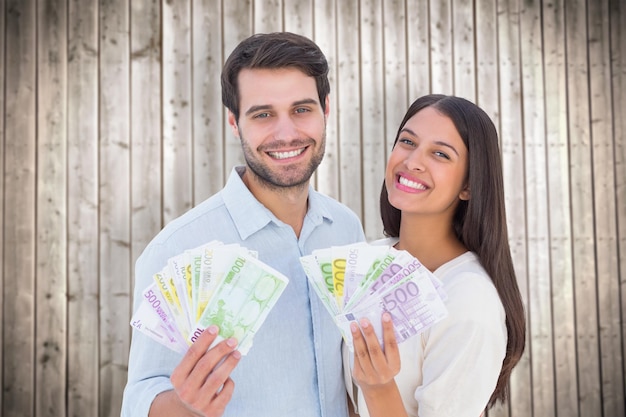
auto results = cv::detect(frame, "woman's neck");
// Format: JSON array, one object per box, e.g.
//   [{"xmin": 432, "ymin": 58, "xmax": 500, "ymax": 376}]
[{"xmin": 396, "ymin": 214, "xmax": 467, "ymax": 272}]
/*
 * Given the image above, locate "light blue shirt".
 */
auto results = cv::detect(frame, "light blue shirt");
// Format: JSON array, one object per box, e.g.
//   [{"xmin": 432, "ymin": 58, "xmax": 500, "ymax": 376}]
[{"xmin": 122, "ymin": 166, "xmax": 366, "ymax": 417}]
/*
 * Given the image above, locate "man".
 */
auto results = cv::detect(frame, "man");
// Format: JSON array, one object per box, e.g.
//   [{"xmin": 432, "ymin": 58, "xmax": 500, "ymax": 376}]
[{"xmin": 122, "ymin": 32, "xmax": 366, "ymax": 417}]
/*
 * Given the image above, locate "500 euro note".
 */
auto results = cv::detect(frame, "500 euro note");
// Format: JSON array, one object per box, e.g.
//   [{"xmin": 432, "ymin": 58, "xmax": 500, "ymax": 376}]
[{"xmin": 336, "ymin": 263, "xmax": 448, "ymax": 352}]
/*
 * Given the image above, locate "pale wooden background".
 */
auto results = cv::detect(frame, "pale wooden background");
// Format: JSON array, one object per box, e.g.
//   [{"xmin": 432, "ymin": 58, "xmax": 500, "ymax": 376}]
[{"xmin": 1, "ymin": 0, "xmax": 625, "ymax": 416}]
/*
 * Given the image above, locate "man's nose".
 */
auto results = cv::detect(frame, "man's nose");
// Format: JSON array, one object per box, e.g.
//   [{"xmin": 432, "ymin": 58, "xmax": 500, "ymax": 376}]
[{"xmin": 273, "ymin": 116, "xmax": 299, "ymax": 141}]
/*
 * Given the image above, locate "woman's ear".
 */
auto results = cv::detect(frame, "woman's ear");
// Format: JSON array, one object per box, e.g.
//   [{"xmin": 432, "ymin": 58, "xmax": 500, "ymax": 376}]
[{"xmin": 459, "ymin": 184, "xmax": 470, "ymax": 201}]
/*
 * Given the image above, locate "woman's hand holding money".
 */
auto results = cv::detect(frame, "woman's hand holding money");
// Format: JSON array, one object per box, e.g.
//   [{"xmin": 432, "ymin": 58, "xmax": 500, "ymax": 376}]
[
  {"xmin": 350, "ymin": 313, "xmax": 408, "ymax": 417},
  {"xmin": 169, "ymin": 325, "xmax": 241, "ymax": 417}
]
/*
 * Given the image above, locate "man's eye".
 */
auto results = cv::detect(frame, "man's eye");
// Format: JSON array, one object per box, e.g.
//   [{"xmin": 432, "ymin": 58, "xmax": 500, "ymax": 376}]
[
  {"xmin": 295, "ymin": 107, "xmax": 309, "ymax": 114},
  {"xmin": 255, "ymin": 112, "xmax": 270, "ymax": 119}
]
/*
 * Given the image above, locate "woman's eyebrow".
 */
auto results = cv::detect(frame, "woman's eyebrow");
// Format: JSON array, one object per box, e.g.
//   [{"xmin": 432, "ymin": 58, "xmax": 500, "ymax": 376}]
[{"xmin": 399, "ymin": 127, "xmax": 460, "ymax": 156}]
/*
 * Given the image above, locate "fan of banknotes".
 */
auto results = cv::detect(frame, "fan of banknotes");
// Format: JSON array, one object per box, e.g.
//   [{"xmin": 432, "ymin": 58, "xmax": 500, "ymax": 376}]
[
  {"xmin": 300, "ymin": 243, "xmax": 449, "ymax": 352},
  {"xmin": 130, "ymin": 241, "xmax": 289, "ymax": 355}
]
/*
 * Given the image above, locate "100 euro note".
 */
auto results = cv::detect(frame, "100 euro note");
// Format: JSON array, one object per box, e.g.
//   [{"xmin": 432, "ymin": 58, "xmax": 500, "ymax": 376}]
[
  {"xmin": 189, "ymin": 253, "xmax": 288, "ymax": 355},
  {"xmin": 130, "ymin": 242, "xmax": 288, "ymax": 356}
]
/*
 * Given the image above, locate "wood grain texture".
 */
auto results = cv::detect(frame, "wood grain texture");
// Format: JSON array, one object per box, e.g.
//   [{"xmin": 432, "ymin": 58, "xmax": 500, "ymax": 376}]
[
  {"xmin": 3, "ymin": 0, "xmax": 36, "ymax": 415},
  {"xmin": 520, "ymin": 1, "xmax": 555, "ymax": 415},
  {"xmin": 130, "ymin": 0, "xmax": 162, "ymax": 279},
  {"xmin": 313, "ymin": 0, "xmax": 339, "ymax": 197},
  {"xmin": 430, "ymin": 0, "xmax": 453, "ymax": 93},
  {"xmin": 1, "ymin": 2, "xmax": 625, "ymax": 416},
  {"xmin": 222, "ymin": 0, "xmax": 252, "ymax": 177},
  {"xmin": 336, "ymin": 0, "xmax": 362, "ymax": 217},
  {"xmin": 162, "ymin": 0, "xmax": 193, "ymax": 224},
  {"xmin": 0, "ymin": 0, "xmax": 6, "ymax": 411},
  {"xmin": 588, "ymin": 0, "xmax": 624, "ymax": 414},
  {"xmin": 360, "ymin": 0, "xmax": 385, "ymax": 240},
  {"xmin": 284, "ymin": 0, "xmax": 313, "ymax": 35},
  {"xmin": 610, "ymin": 0, "xmax": 626, "ymax": 407},
  {"xmin": 543, "ymin": 0, "xmax": 578, "ymax": 415},
  {"xmin": 99, "ymin": 0, "xmax": 130, "ymax": 415},
  {"xmin": 565, "ymin": 0, "xmax": 602, "ymax": 415},
  {"xmin": 452, "ymin": 0, "xmax": 475, "ymax": 100},
  {"xmin": 67, "ymin": 0, "xmax": 99, "ymax": 415},
  {"xmin": 495, "ymin": 0, "xmax": 532, "ymax": 416},
  {"xmin": 192, "ymin": 0, "xmax": 225, "ymax": 204},
  {"xmin": 36, "ymin": 0, "xmax": 68, "ymax": 415}
]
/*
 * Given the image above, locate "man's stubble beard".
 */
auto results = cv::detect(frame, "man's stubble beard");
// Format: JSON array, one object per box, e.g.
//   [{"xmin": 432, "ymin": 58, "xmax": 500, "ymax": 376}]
[{"xmin": 239, "ymin": 129, "xmax": 327, "ymax": 193}]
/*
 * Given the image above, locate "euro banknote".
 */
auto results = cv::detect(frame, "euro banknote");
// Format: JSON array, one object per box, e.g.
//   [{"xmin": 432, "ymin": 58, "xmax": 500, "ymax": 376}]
[
  {"xmin": 130, "ymin": 241, "xmax": 288, "ymax": 355},
  {"xmin": 300, "ymin": 243, "xmax": 448, "ymax": 352}
]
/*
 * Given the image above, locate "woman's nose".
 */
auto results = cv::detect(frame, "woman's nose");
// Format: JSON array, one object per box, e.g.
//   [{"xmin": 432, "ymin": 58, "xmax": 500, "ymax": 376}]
[{"xmin": 405, "ymin": 150, "xmax": 425, "ymax": 171}]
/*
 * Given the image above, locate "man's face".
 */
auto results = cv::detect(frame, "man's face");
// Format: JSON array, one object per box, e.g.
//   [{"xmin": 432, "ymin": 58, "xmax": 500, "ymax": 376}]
[{"xmin": 228, "ymin": 67, "xmax": 329, "ymax": 190}]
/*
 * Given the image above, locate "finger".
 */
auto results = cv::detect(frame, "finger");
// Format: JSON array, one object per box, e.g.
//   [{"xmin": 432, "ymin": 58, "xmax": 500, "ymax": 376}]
[
  {"xmin": 200, "ymin": 345, "xmax": 242, "ymax": 395},
  {"xmin": 172, "ymin": 325, "xmax": 221, "ymax": 384},
  {"xmin": 381, "ymin": 312, "xmax": 400, "ymax": 373},
  {"xmin": 359, "ymin": 317, "xmax": 386, "ymax": 366},
  {"xmin": 204, "ymin": 377, "xmax": 236, "ymax": 416},
  {"xmin": 194, "ymin": 349, "xmax": 240, "ymax": 413},
  {"xmin": 173, "ymin": 337, "xmax": 240, "ymax": 411},
  {"xmin": 350, "ymin": 321, "xmax": 373, "ymax": 376}
]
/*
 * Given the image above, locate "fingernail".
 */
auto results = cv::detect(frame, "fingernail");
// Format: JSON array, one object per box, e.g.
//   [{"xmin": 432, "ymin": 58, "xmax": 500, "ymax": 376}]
[
  {"xmin": 226, "ymin": 338, "xmax": 238, "ymax": 348},
  {"xmin": 232, "ymin": 350, "xmax": 242, "ymax": 359},
  {"xmin": 382, "ymin": 312, "xmax": 392, "ymax": 323},
  {"xmin": 208, "ymin": 325, "xmax": 218, "ymax": 335},
  {"xmin": 350, "ymin": 322, "xmax": 358, "ymax": 333},
  {"xmin": 360, "ymin": 318, "xmax": 370, "ymax": 329}
]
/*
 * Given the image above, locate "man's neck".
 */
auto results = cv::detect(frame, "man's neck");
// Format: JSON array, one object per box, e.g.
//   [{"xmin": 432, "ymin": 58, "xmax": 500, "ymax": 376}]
[{"xmin": 241, "ymin": 169, "xmax": 310, "ymax": 238}]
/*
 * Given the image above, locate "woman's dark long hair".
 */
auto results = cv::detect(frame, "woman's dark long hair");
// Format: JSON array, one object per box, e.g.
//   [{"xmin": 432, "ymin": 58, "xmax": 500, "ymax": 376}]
[{"xmin": 380, "ymin": 94, "xmax": 526, "ymax": 408}]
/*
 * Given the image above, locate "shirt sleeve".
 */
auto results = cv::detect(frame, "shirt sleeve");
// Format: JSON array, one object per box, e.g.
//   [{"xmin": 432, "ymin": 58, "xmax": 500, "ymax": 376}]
[
  {"xmin": 414, "ymin": 272, "xmax": 507, "ymax": 417},
  {"xmin": 121, "ymin": 242, "xmax": 186, "ymax": 417}
]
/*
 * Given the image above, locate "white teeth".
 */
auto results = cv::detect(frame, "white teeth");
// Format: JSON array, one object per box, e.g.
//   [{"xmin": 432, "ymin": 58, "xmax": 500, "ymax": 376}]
[
  {"xmin": 399, "ymin": 175, "xmax": 427, "ymax": 190},
  {"xmin": 268, "ymin": 148, "xmax": 305, "ymax": 159}
]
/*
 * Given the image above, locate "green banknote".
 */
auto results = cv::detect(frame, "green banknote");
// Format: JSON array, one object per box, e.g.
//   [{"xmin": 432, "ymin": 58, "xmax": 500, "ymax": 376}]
[{"xmin": 190, "ymin": 253, "xmax": 289, "ymax": 354}]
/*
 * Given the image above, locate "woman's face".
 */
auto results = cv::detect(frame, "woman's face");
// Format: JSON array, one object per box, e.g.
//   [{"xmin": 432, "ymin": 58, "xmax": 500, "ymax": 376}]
[{"xmin": 385, "ymin": 106, "xmax": 470, "ymax": 219}]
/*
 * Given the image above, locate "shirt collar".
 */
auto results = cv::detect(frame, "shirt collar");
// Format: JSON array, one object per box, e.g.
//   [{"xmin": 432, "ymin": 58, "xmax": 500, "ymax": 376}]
[{"xmin": 222, "ymin": 166, "xmax": 335, "ymax": 240}]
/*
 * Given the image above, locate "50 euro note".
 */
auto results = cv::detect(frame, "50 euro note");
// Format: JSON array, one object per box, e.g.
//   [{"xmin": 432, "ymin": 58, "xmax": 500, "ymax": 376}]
[{"xmin": 189, "ymin": 252, "xmax": 289, "ymax": 355}]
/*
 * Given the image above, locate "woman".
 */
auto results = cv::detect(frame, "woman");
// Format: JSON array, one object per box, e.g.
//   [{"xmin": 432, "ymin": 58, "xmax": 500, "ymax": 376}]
[{"xmin": 346, "ymin": 94, "xmax": 526, "ymax": 417}]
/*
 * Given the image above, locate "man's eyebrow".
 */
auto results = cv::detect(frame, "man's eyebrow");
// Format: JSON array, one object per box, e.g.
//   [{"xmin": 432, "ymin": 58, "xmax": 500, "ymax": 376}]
[
  {"xmin": 399, "ymin": 127, "xmax": 460, "ymax": 156},
  {"xmin": 245, "ymin": 104, "xmax": 272, "ymax": 117},
  {"xmin": 293, "ymin": 98, "xmax": 319, "ymax": 107},
  {"xmin": 244, "ymin": 98, "xmax": 320, "ymax": 117}
]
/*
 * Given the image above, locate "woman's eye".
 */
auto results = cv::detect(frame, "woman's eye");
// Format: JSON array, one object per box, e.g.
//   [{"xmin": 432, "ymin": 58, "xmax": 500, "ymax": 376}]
[
  {"xmin": 434, "ymin": 151, "xmax": 450, "ymax": 160},
  {"xmin": 398, "ymin": 138, "xmax": 415, "ymax": 146}
]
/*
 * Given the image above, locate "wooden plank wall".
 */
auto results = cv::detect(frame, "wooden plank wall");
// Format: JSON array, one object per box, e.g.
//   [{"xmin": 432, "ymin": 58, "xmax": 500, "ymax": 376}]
[{"xmin": 1, "ymin": 0, "xmax": 625, "ymax": 416}]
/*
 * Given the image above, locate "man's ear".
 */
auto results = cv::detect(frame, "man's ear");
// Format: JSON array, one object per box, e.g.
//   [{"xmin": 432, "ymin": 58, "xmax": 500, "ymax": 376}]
[
  {"xmin": 227, "ymin": 110, "xmax": 240, "ymax": 138},
  {"xmin": 324, "ymin": 95, "xmax": 330, "ymax": 119},
  {"xmin": 459, "ymin": 184, "xmax": 470, "ymax": 201}
]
